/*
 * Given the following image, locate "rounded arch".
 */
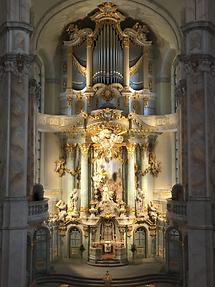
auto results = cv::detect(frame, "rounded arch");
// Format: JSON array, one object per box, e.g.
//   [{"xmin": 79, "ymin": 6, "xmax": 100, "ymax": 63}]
[
  {"xmin": 67, "ymin": 225, "xmax": 83, "ymax": 258},
  {"xmin": 133, "ymin": 226, "xmax": 147, "ymax": 258},
  {"xmin": 33, "ymin": 227, "xmax": 50, "ymax": 274},
  {"xmin": 166, "ymin": 227, "xmax": 182, "ymax": 273},
  {"xmin": 32, "ymin": 0, "xmax": 182, "ymax": 55}
]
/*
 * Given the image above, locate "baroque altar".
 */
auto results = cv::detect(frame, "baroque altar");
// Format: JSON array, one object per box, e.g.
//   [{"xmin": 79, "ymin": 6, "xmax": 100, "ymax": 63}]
[{"xmin": 38, "ymin": 2, "xmax": 177, "ymax": 265}]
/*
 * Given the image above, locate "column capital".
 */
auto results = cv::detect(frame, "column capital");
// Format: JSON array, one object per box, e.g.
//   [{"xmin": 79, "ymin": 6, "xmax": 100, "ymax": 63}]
[
  {"xmin": 0, "ymin": 21, "xmax": 33, "ymax": 34},
  {"xmin": 79, "ymin": 143, "xmax": 90, "ymax": 155},
  {"xmin": 122, "ymin": 36, "xmax": 129, "ymax": 48},
  {"xmin": 87, "ymin": 36, "xmax": 94, "ymax": 48},
  {"xmin": 181, "ymin": 20, "xmax": 215, "ymax": 35},
  {"xmin": 140, "ymin": 142, "xmax": 149, "ymax": 152},
  {"xmin": 126, "ymin": 143, "xmax": 136, "ymax": 156},
  {"xmin": 179, "ymin": 54, "xmax": 215, "ymax": 75},
  {"xmin": 65, "ymin": 143, "xmax": 76, "ymax": 153},
  {"xmin": 0, "ymin": 53, "xmax": 33, "ymax": 82}
]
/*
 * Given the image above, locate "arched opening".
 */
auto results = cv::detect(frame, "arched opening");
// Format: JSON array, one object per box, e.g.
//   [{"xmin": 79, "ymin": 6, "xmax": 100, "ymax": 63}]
[
  {"xmin": 134, "ymin": 227, "xmax": 147, "ymax": 258},
  {"xmin": 68, "ymin": 227, "xmax": 82, "ymax": 258},
  {"xmin": 26, "ymin": 235, "xmax": 32, "ymax": 285},
  {"xmin": 33, "ymin": 228, "xmax": 50, "ymax": 274},
  {"xmin": 166, "ymin": 228, "xmax": 182, "ymax": 273}
]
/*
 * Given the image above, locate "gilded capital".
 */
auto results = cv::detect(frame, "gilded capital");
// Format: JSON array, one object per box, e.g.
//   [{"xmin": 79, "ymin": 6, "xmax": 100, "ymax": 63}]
[
  {"xmin": 140, "ymin": 143, "xmax": 149, "ymax": 152},
  {"xmin": 123, "ymin": 37, "xmax": 129, "ymax": 48},
  {"xmin": 126, "ymin": 143, "xmax": 136, "ymax": 156},
  {"xmin": 87, "ymin": 36, "xmax": 94, "ymax": 48},
  {"xmin": 79, "ymin": 143, "xmax": 90, "ymax": 155},
  {"xmin": 65, "ymin": 143, "xmax": 76, "ymax": 153}
]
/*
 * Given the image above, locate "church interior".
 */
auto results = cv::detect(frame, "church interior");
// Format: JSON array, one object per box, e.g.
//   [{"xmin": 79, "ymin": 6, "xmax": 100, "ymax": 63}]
[{"xmin": 0, "ymin": 1, "xmax": 215, "ymax": 287}]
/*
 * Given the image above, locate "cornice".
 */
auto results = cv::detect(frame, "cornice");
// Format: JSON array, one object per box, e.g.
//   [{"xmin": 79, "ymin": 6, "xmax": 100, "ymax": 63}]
[
  {"xmin": 0, "ymin": 21, "xmax": 33, "ymax": 34},
  {"xmin": 181, "ymin": 20, "xmax": 215, "ymax": 35}
]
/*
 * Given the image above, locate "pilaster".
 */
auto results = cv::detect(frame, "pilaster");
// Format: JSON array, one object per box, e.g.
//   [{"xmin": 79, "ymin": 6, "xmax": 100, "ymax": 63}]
[
  {"xmin": 79, "ymin": 144, "xmax": 90, "ymax": 217},
  {"xmin": 179, "ymin": 2, "xmax": 215, "ymax": 285},
  {"xmin": 0, "ymin": 1, "xmax": 32, "ymax": 286},
  {"xmin": 126, "ymin": 143, "xmax": 136, "ymax": 216}
]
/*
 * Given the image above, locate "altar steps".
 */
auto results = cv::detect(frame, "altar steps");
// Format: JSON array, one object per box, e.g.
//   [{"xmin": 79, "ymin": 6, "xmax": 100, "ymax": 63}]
[
  {"xmin": 36, "ymin": 272, "xmax": 179, "ymax": 287},
  {"xmin": 88, "ymin": 259, "xmax": 128, "ymax": 266}
]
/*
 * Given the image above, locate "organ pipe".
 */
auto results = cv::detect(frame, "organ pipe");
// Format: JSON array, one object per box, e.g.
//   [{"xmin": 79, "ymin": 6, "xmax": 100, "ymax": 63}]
[{"xmin": 93, "ymin": 23, "xmax": 123, "ymax": 84}]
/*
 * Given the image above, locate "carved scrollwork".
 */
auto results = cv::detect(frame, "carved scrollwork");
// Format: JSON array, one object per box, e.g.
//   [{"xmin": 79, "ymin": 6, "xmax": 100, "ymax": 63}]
[
  {"xmin": 89, "ymin": 107, "xmax": 125, "ymax": 121},
  {"xmin": 124, "ymin": 22, "xmax": 152, "ymax": 46},
  {"xmin": 93, "ymin": 83, "xmax": 123, "ymax": 102},
  {"xmin": 64, "ymin": 24, "xmax": 93, "ymax": 46},
  {"xmin": 91, "ymin": 2, "xmax": 125, "ymax": 23}
]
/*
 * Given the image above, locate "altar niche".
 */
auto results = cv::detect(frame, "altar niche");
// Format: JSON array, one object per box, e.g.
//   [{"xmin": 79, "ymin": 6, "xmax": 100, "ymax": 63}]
[
  {"xmin": 90, "ymin": 157, "xmax": 125, "ymax": 219},
  {"xmin": 89, "ymin": 218, "xmax": 127, "ymax": 265}
]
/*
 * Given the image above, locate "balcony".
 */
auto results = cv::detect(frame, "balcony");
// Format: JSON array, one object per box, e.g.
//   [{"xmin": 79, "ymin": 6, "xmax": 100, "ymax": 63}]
[
  {"xmin": 28, "ymin": 199, "xmax": 49, "ymax": 224},
  {"xmin": 167, "ymin": 199, "xmax": 187, "ymax": 222}
]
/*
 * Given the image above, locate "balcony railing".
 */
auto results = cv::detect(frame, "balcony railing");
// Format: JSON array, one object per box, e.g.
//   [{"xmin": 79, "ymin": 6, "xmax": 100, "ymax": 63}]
[
  {"xmin": 28, "ymin": 199, "xmax": 49, "ymax": 223},
  {"xmin": 167, "ymin": 199, "xmax": 187, "ymax": 222}
]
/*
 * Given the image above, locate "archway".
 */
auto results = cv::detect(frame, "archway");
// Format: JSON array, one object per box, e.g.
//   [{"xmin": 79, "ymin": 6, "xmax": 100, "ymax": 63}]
[
  {"xmin": 134, "ymin": 227, "xmax": 147, "ymax": 258},
  {"xmin": 33, "ymin": 228, "xmax": 50, "ymax": 274},
  {"xmin": 68, "ymin": 227, "xmax": 82, "ymax": 258},
  {"xmin": 166, "ymin": 228, "xmax": 182, "ymax": 273}
]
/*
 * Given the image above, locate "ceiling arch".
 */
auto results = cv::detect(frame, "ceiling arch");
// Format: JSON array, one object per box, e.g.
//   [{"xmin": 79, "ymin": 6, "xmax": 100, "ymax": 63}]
[{"xmin": 32, "ymin": 0, "xmax": 182, "ymax": 57}]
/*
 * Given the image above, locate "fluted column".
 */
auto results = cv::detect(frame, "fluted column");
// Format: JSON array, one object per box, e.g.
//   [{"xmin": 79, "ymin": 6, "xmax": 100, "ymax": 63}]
[
  {"xmin": 123, "ymin": 36, "xmax": 130, "ymax": 89},
  {"xmin": 79, "ymin": 144, "xmax": 90, "ymax": 217},
  {"xmin": 126, "ymin": 143, "xmax": 136, "ymax": 216},
  {"xmin": 86, "ymin": 36, "xmax": 93, "ymax": 88}
]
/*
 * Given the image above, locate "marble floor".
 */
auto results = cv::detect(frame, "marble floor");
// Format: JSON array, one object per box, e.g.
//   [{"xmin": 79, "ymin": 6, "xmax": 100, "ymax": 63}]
[
  {"xmin": 50, "ymin": 258, "xmax": 166, "ymax": 279},
  {"xmin": 37, "ymin": 258, "xmax": 177, "ymax": 286}
]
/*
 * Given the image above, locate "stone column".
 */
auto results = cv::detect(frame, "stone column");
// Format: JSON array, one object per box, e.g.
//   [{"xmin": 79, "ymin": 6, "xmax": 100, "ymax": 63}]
[
  {"xmin": 79, "ymin": 144, "xmax": 90, "ymax": 217},
  {"xmin": 123, "ymin": 37, "xmax": 130, "ymax": 89},
  {"xmin": 0, "ymin": 1, "xmax": 32, "ymax": 286},
  {"xmin": 179, "ymin": 1, "xmax": 215, "ymax": 285},
  {"xmin": 126, "ymin": 143, "xmax": 136, "ymax": 216},
  {"xmin": 86, "ymin": 36, "xmax": 93, "ymax": 89},
  {"xmin": 180, "ymin": 55, "xmax": 215, "ymax": 287}
]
